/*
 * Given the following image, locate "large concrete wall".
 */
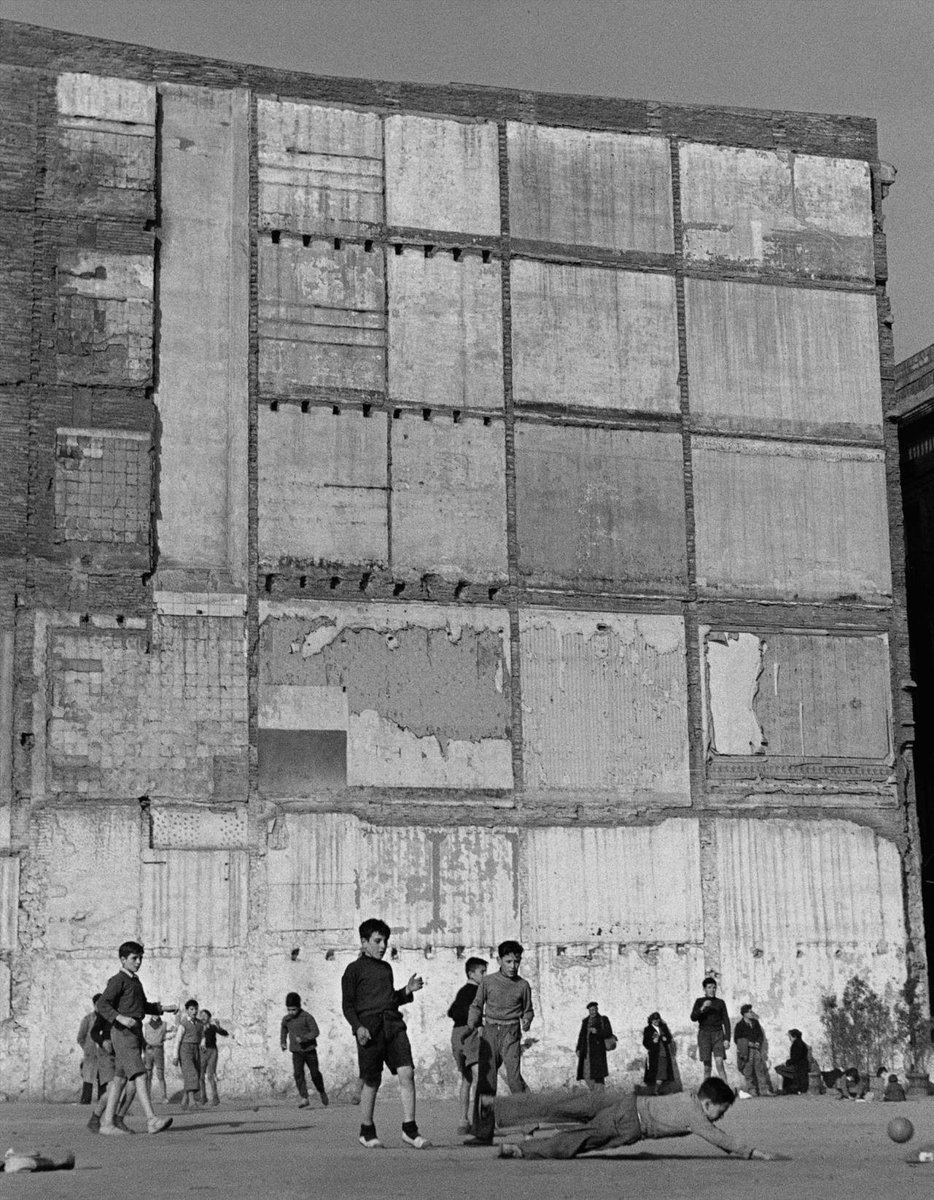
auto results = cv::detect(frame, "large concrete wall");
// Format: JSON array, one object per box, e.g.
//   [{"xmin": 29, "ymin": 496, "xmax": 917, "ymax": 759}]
[{"xmin": 0, "ymin": 19, "xmax": 920, "ymax": 1100}]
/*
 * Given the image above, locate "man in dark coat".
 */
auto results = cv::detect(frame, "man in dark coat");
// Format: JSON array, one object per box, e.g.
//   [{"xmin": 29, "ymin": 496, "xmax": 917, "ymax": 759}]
[
  {"xmin": 575, "ymin": 1002, "xmax": 614, "ymax": 1090},
  {"xmin": 774, "ymin": 1029, "xmax": 809, "ymax": 1094}
]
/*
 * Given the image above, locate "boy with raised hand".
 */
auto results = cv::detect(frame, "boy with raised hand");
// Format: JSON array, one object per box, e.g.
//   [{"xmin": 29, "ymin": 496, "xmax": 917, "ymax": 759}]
[
  {"xmin": 95, "ymin": 940, "xmax": 175, "ymax": 1135},
  {"xmin": 341, "ymin": 917, "xmax": 430, "ymax": 1150},
  {"xmin": 464, "ymin": 939, "xmax": 534, "ymax": 1145},
  {"xmin": 491, "ymin": 1077, "xmax": 788, "ymax": 1161}
]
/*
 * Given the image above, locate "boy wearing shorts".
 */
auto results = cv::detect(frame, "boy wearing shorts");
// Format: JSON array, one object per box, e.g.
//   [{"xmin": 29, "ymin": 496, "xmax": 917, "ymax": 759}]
[
  {"xmin": 447, "ymin": 957, "xmax": 487, "ymax": 1133},
  {"xmin": 690, "ymin": 977, "xmax": 730, "ymax": 1083},
  {"xmin": 341, "ymin": 917, "xmax": 429, "ymax": 1150},
  {"xmin": 95, "ymin": 940, "xmax": 175, "ymax": 1135}
]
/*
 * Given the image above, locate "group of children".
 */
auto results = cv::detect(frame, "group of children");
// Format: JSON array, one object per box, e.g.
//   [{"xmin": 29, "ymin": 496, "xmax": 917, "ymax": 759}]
[
  {"xmin": 77, "ymin": 941, "xmax": 230, "ymax": 1134},
  {"xmin": 73, "ymin": 929, "xmax": 803, "ymax": 1163}
]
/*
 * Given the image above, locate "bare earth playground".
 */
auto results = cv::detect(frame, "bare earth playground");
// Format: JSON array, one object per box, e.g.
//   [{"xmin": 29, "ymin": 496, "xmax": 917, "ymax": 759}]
[{"xmin": 4, "ymin": 1094, "xmax": 934, "ymax": 1199}]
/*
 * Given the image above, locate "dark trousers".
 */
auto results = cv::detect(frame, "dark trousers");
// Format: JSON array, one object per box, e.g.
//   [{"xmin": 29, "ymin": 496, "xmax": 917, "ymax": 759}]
[
  {"xmin": 199, "ymin": 1046, "xmax": 219, "ymax": 1104},
  {"xmin": 495, "ymin": 1090, "xmax": 641, "ymax": 1159},
  {"xmin": 472, "ymin": 1023, "xmax": 528, "ymax": 1140},
  {"xmin": 292, "ymin": 1048, "xmax": 325, "ymax": 1098}
]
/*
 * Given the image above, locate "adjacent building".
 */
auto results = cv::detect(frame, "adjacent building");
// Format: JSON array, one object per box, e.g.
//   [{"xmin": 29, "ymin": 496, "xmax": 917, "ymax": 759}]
[{"xmin": 0, "ymin": 19, "xmax": 920, "ymax": 1097}]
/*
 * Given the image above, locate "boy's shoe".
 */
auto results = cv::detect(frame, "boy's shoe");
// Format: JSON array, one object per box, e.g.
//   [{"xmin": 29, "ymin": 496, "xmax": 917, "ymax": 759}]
[
  {"xmin": 462, "ymin": 1136, "xmax": 494, "ymax": 1147},
  {"xmin": 113, "ymin": 1116, "xmax": 135, "ymax": 1133},
  {"xmin": 456, "ymin": 1121, "xmax": 471, "ymax": 1135},
  {"xmin": 498, "ymin": 1143, "xmax": 524, "ymax": 1159},
  {"xmin": 402, "ymin": 1131, "xmax": 431, "ymax": 1149},
  {"xmin": 319, "ymin": 1091, "xmax": 329, "ymax": 1107},
  {"xmin": 211, "ymin": 1099, "xmax": 220, "ymax": 1107},
  {"xmin": 147, "ymin": 1116, "xmax": 173, "ymax": 1135},
  {"xmin": 358, "ymin": 1133, "xmax": 384, "ymax": 1148},
  {"xmin": 86, "ymin": 1113, "xmax": 101, "ymax": 1133},
  {"xmin": 99, "ymin": 1122, "xmax": 130, "ymax": 1135},
  {"xmin": 297, "ymin": 1098, "xmax": 310, "ymax": 1109},
  {"xmin": 3, "ymin": 1153, "xmax": 39, "ymax": 1173}
]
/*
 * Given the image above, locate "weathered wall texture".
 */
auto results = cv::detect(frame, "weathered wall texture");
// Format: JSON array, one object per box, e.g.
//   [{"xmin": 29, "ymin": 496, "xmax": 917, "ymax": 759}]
[{"xmin": 0, "ymin": 19, "xmax": 919, "ymax": 1101}]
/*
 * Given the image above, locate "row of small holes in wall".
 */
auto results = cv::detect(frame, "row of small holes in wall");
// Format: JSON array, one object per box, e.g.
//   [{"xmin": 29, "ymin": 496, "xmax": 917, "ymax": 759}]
[
  {"xmin": 267, "ymin": 401, "xmax": 492, "ymax": 426},
  {"xmin": 267, "ymin": 232, "xmax": 493, "ymax": 263},
  {"xmin": 264, "ymin": 573, "xmax": 502, "ymax": 602},
  {"xmin": 302, "ymin": 946, "xmax": 502, "ymax": 961}
]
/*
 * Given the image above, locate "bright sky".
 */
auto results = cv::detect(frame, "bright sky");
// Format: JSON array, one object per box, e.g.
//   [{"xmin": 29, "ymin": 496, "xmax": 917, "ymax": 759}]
[{"xmin": 3, "ymin": 0, "xmax": 932, "ymax": 361}]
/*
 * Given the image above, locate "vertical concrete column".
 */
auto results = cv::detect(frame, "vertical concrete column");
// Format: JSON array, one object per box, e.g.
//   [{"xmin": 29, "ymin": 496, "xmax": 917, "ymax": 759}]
[{"xmin": 155, "ymin": 84, "xmax": 249, "ymax": 590}]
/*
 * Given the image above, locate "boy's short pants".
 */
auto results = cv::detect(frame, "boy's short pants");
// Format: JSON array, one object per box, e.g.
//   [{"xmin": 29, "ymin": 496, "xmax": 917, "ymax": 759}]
[
  {"xmin": 110, "ymin": 1025, "xmax": 147, "ymax": 1080},
  {"xmin": 356, "ymin": 1015, "xmax": 414, "ymax": 1086},
  {"xmin": 697, "ymin": 1028, "xmax": 726, "ymax": 1066},
  {"xmin": 451, "ymin": 1025, "xmax": 480, "ymax": 1080}
]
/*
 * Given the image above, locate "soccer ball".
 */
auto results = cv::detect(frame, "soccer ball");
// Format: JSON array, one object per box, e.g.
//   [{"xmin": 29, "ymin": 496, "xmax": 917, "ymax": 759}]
[{"xmin": 888, "ymin": 1117, "xmax": 915, "ymax": 1143}]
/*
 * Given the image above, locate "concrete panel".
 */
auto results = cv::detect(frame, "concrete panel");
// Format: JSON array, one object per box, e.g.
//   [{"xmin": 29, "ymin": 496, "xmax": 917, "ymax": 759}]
[
  {"xmin": 38, "ymin": 807, "xmax": 141, "ymax": 951},
  {"xmin": 0, "ymin": 855, "xmax": 18, "ymax": 950},
  {"xmin": 387, "ymin": 248, "xmax": 503, "ymax": 410},
  {"xmin": 680, "ymin": 143, "xmax": 873, "ymax": 279},
  {"xmin": 155, "ymin": 84, "xmax": 249, "ymax": 588},
  {"xmin": 385, "ymin": 115, "xmax": 500, "ymax": 235},
  {"xmin": 51, "ymin": 73, "xmax": 155, "ymax": 218},
  {"xmin": 47, "ymin": 615, "xmax": 248, "ymax": 802},
  {"xmin": 525, "ymin": 821, "xmax": 701, "ymax": 941},
  {"xmin": 520, "ymin": 609, "xmax": 691, "ymax": 801},
  {"xmin": 686, "ymin": 279, "xmax": 883, "ymax": 437},
  {"xmin": 56, "ymin": 250, "xmax": 153, "ymax": 385},
  {"xmin": 54, "ymin": 427, "xmax": 150, "ymax": 545},
  {"xmin": 512, "ymin": 260, "xmax": 679, "ymax": 413},
  {"xmin": 141, "ymin": 850, "xmax": 248, "ymax": 950},
  {"xmin": 507, "ymin": 123, "xmax": 674, "ymax": 252},
  {"xmin": 716, "ymin": 819, "xmax": 906, "ymax": 1041},
  {"xmin": 390, "ymin": 412, "xmax": 507, "ymax": 581},
  {"xmin": 693, "ymin": 437, "xmax": 892, "ymax": 601},
  {"xmin": 257, "ymin": 99, "xmax": 383, "ymax": 237},
  {"xmin": 258, "ymin": 406, "xmax": 388, "ymax": 567},
  {"xmin": 258, "ymin": 240, "xmax": 386, "ymax": 394},
  {"xmin": 259, "ymin": 601, "xmax": 513, "ymax": 790},
  {"xmin": 704, "ymin": 630, "xmax": 892, "ymax": 760},
  {"xmin": 266, "ymin": 812, "xmax": 517, "ymax": 946},
  {"xmin": 150, "ymin": 804, "xmax": 249, "ymax": 850},
  {"xmin": 515, "ymin": 423, "xmax": 687, "ymax": 593}
]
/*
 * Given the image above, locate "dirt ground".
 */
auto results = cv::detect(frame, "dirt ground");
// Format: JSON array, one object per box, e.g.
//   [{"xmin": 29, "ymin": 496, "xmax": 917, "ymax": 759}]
[{"xmin": 3, "ymin": 1091, "xmax": 934, "ymax": 1200}]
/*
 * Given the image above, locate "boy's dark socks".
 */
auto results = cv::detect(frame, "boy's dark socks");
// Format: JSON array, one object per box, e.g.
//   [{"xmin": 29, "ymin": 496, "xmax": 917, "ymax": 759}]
[
  {"xmin": 401, "ymin": 1121, "xmax": 418, "ymax": 1138},
  {"xmin": 360, "ymin": 1123, "xmax": 376, "ymax": 1138}
]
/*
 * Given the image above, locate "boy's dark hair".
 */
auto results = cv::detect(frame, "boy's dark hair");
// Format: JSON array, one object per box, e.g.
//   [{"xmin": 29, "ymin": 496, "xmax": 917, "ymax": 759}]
[
  {"xmin": 201, "ymin": 1009, "xmax": 212, "ymax": 1020},
  {"xmin": 359, "ymin": 917, "xmax": 391, "ymax": 942},
  {"xmin": 498, "ymin": 940, "xmax": 523, "ymax": 958},
  {"xmin": 185, "ymin": 998, "xmax": 199, "ymax": 1009},
  {"xmin": 698, "ymin": 1077, "xmax": 735, "ymax": 1106},
  {"xmin": 844, "ymin": 1067, "xmax": 859, "ymax": 1081},
  {"xmin": 702, "ymin": 976, "xmax": 717, "ymax": 988},
  {"xmin": 788, "ymin": 1028, "xmax": 802, "ymax": 1038},
  {"xmin": 465, "ymin": 957, "xmax": 487, "ymax": 976},
  {"xmin": 118, "ymin": 940, "xmax": 144, "ymax": 959},
  {"xmin": 740, "ymin": 1003, "xmax": 752, "ymax": 1014},
  {"xmin": 92, "ymin": 992, "xmax": 102, "ymax": 1004},
  {"xmin": 285, "ymin": 992, "xmax": 301, "ymax": 1007}
]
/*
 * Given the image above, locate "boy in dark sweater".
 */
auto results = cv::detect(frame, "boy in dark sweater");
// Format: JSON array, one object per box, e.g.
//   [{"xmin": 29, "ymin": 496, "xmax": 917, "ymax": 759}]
[
  {"xmin": 95, "ymin": 940, "xmax": 175, "ymax": 1135},
  {"xmin": 690, "ymin": 977, "xmax": 731, "ymax": 1083},
  {"xmin": 280, "ymin": 992, "xmax": 328, "ymax": 1108},
  {"xmin": 341, "ymin": 917, "xmax": 429, "ymax": 1149},
  {"xmin": 447, "ymin": 956, "xmax": 488, "ymax": 1133}
]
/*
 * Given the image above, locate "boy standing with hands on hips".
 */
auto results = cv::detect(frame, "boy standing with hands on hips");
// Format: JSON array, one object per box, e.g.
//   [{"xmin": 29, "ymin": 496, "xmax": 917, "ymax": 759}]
[{"xmin": 341, "ymin": 917, "xmax": 431, "ymax": 1149}]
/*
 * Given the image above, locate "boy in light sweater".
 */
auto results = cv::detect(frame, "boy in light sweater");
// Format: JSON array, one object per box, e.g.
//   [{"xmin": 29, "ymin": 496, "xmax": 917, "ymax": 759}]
[{"xmin": 463, "ymin": 939, "xmax": 534, "ymax": 1145}]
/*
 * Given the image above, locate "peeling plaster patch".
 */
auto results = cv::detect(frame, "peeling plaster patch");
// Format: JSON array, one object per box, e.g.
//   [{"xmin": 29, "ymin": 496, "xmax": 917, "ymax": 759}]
[
  {"xmin": 347, "ymin": 709, "xmax": 512, "ymax": 788},
  {"xmin": 705, "ymin": 632, "xmax": 766, "ymax": 755}
]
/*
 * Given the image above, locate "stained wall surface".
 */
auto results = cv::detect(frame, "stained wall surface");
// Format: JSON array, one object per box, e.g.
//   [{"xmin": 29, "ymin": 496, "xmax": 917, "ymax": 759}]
[{"xmin": 0, "ymin": 21, "xmax": 917, "ymax": 1102}]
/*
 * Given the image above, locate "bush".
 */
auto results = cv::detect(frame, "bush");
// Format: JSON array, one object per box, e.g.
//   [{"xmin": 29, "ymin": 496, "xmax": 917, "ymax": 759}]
[{"xmin": 819, "ymin": 975, "xmax": 894, "ymax": 1076}]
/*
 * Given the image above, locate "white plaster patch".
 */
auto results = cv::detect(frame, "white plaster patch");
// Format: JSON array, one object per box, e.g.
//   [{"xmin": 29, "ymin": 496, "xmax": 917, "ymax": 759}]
[
  {"xmin": 705, "ymin": 632, "xmax": 766, "ymax": 755},
  {"xmin": 347, "ymin": 709, "xmax": 513, "ymax": 789},
  {"xmin": 259, "ymin": 684, "xmax": 348, "ymax": 730}
]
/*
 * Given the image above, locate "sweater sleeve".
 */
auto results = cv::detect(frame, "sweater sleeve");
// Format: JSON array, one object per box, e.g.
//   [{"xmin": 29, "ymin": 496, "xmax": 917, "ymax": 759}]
[
  {"xmin": 690, "ymin": 997, "xmax": 704, "ymax": 1023},
  {"xmin": 466, "ymin": 977, "xmax": 486, "ymax": 1030},
  {"xmin": 96, "ymin": 975, "xmax": 125, "ymax": 1024},
  {"xmin": 720, "ymin": 1001, "xmax": 731, "ymax": 1043},
  {"xmin": 521, "ymin": 980, "xmax": 534, "ymax": 1027},
  {"xmin": 341, "ymin": 963, "xmax": 363, "ymax": 1034}
]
